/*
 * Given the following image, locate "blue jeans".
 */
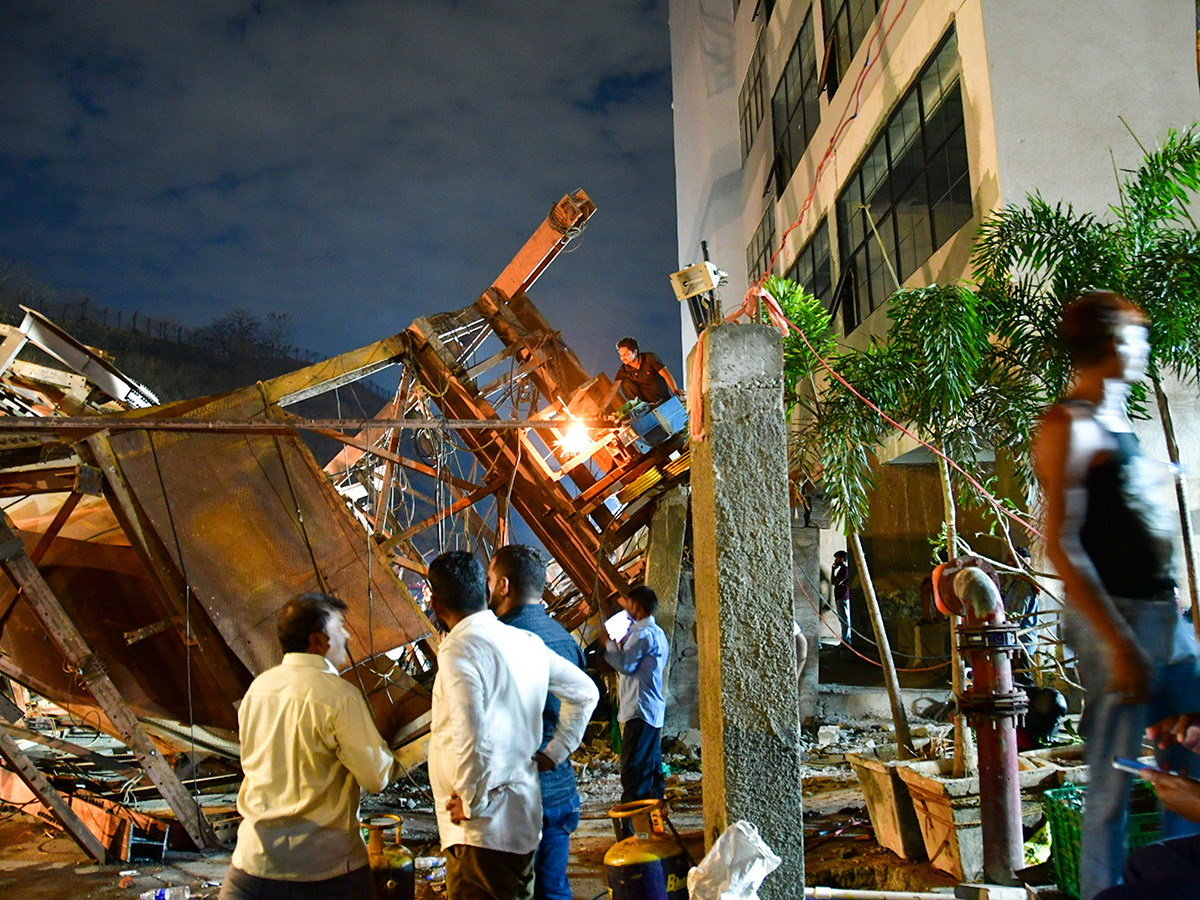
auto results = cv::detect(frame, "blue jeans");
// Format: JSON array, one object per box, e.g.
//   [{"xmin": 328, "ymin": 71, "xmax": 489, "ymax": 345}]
[
  {"xmin": 620, "ymin": 717, "xmax": 664, "ymax": 804},
  {"xmin": 1095, "ymin": 833, "xmax": 1200, "ymax": 899},
  {"xmin": 1071, "ymin": 600, "xmax": 1200, "ymax": 900},
  {"xmin": 534, "ymin": 798, "xmax": 581, "ymax": 900}
]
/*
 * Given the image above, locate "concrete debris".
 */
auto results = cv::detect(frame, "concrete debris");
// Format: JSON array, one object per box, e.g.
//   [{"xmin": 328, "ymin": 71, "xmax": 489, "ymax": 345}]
[{"xmin": 818, "ymin": 725, "xmax": 841, "ymax": 747}]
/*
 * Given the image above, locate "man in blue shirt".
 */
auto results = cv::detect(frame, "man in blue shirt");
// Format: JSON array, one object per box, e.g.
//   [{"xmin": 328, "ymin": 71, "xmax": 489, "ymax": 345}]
[
  {"xmin": 488, "ymin": 544, "xmax": 587, "ymax": 900},
  {"xmin": 603, "ymin": 585, "xmax": 668, "ymax": 806}
]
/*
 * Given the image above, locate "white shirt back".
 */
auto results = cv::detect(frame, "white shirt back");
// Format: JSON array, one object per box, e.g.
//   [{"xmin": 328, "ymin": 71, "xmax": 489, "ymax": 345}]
[{"xmin": 430, "ymin": 610, "xmax": 597, "ymax": 855}]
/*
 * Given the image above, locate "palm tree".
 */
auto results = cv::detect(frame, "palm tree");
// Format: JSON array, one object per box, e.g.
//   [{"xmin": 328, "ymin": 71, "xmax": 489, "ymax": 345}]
[
  {"xmin": 846, "ymin": 284, "xmax": 1044, "ymax": 776},
  {"xmin": 776, "ymin": 277, "xmax": 917, "ymax": 757},
  {"xmin": 973, "ymin": 126, "xmax": 1200, "ymax": 631}
]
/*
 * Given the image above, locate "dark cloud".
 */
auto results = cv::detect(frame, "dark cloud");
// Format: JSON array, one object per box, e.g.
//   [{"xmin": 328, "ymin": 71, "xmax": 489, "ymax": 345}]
[{"xmin": 0, "ymin": 0, "xmax": 681, "ymax": 380}]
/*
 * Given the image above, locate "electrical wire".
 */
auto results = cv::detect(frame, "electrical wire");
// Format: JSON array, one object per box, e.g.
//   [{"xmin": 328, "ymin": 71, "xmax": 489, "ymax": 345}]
[{"xmin": 145, "ymin": 431, "xmax": 203, "ymax": 809}]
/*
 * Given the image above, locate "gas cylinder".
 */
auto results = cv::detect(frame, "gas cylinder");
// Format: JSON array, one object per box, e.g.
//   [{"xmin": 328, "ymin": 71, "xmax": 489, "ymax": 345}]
[
  {"xmin": 604, "ymin": 799, "xmax": 690, "ymax": 900},
  {"xmin": 365, "ymin": 813, "xmax": 415, "ymax": 900}
]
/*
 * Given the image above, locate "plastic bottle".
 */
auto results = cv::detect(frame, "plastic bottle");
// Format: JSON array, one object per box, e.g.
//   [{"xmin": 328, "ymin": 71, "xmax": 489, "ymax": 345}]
[{"xmin": 139, "ymin": 888, "xmax": 189, "ymax": 900}]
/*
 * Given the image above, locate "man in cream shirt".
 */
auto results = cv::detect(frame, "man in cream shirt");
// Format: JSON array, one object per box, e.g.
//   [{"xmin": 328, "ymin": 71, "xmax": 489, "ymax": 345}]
[
  {"xmin": 426, "ymin": 551, "xmax": 598, "ymax": 900},
  {"xmin": 220, "ymin": 592, "xmax": 402, "ymax": 900}
]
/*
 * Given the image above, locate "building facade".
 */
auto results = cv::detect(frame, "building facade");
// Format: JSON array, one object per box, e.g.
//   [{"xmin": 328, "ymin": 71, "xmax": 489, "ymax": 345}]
[
  {"xmin": 669, "ymin": 0, "xmax": 1200, "ymax": 646},
  {"xmin": 671, "ymin": 0, "xmax": 1199, "ymax": 357}
]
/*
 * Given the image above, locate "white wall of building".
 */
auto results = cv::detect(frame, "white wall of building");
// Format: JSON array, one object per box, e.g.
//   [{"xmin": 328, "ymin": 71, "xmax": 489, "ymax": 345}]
[{"xmin": 981, "ymin": 0, "xmax": 1200, "ymax": 215}]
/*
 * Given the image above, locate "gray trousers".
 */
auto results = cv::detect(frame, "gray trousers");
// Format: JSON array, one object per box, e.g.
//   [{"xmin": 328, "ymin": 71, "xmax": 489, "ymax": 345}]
[{"xmin": 218, "ymin": 864, "xmax": 374, "ymax": 900}]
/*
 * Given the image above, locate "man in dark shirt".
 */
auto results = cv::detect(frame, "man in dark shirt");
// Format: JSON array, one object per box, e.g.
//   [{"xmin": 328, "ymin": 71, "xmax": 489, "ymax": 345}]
[
  {"xmin": 601, "ymin": 337, "xmax": 681, "ymax": 407},
  {"xmin": 487, "ymin": 544, "xmax": 587, "ymax": 900}
]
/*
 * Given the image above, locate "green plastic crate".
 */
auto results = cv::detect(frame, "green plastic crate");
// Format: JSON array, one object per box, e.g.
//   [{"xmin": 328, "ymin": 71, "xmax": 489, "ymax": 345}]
[{"xmin": 1042, "ymin": 781, "xmax": 1162, "ymax": 898}]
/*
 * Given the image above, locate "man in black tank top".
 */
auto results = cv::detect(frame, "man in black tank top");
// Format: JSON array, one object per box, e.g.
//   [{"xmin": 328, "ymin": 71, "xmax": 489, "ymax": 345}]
[{"xmin": 1036, "ymin": 291, "xmax": 1200, "ymax": 899}]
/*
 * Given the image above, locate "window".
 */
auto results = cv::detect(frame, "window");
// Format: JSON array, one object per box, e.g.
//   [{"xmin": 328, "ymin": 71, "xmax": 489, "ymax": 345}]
[
  {"xmin": 834, "ymin": 29, "xmax": 972, "ymax": 334},
  {"xmin": 746, "ymin": 202, "xmax": 777, "ymax": 283},
  {"xmin": 820, "ymin": 0, "xmax": 883, "ymax": 97},
  {"xmin": 786, "ymin": 218, "xmax": 833, "ymax": 309},
  {"xmin": 771, "ymin": 10, "xmax": 821, "ymax": 196},
  {"xmin": 739, "ymin": 30, "xmax": 769, "ymax": 161}
]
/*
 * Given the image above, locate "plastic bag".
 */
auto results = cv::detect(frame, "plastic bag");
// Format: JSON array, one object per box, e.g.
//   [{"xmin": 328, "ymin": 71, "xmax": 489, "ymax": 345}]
[{"xmin": 687, "ymin": 820, "xmax": 781, "ymax": 900}]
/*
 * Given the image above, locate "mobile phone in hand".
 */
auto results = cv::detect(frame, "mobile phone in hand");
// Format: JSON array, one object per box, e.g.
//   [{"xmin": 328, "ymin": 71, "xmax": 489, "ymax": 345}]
[{"xmin": 1112, "ymin": 756, "xmax": 1172, "ymax": 776}]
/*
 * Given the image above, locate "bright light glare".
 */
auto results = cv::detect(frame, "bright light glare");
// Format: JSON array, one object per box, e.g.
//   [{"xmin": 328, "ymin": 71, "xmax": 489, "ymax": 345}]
[{"xmin": 558, "ymin": 421, "xmax": 592, "ymax": 456}]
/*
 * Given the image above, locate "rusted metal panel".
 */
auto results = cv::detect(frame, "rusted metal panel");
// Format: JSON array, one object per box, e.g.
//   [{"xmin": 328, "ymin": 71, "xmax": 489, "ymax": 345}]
[{"xmin": 91, "ymin": 391, "xmax": 434, "ymax": 676}]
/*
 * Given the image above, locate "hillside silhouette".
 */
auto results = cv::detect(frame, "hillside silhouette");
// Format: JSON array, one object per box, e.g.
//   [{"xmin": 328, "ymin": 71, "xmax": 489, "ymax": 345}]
[{"xmin": 0, "ymin": 264, "xmax": 391, "ymax": 466}]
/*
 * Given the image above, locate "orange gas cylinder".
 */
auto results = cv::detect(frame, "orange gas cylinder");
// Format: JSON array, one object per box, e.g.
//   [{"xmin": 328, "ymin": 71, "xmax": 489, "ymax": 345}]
[{"xmin": 365, "ymin": 814, "xmax": 415, "ymax": 900}]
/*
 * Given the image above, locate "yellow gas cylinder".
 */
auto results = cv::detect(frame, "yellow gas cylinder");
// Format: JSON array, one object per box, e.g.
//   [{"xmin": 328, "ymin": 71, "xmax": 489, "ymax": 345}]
[
  {"xmin": 365, "ymin": 813, "xmax": 415, "ymax": 900},
  {"xmin": 604, "ymin": 800, "xmax": 690, "ymax": 900}
]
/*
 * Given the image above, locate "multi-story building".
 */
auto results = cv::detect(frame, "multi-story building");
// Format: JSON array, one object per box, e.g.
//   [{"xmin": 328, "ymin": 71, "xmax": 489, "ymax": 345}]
[
  {"xmin": 672, "ymin": 0, "xmax": 1197, "ymax": 351},
  {"xmin": 669, "ymin": 0, "xmax": 1200, "ymax": 631}
]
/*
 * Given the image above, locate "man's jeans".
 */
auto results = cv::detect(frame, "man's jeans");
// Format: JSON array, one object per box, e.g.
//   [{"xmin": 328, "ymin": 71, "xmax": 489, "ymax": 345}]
[
  {"xmin": 534, "ymin": 799, "xmax": 581, "ymax": 900},
  {"xmin": 1071, "ymin": 600, "xmax": 1200, "ymax": 900},
  {"xmin": 620, "ymin": 717, "xmax": 664, "ymax": 804}
]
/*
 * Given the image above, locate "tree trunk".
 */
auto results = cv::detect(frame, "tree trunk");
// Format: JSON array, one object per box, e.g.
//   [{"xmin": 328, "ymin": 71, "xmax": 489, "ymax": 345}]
[
  {"xmin": 938, "ymin": 453, "xmax": 977, "ymax": 778},
  {"xmin": 1153, "ymin": 376, "xmax": 1200, "ymax": 641},
  {"xmin": 850, "ymin": 529, "xmax": 915, "ymax": 758}
]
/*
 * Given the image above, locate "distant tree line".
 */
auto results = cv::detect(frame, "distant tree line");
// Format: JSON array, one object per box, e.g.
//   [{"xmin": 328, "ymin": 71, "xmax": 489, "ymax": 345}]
[{"xmin": 0, "ymin": 261, "xmax": 323, "ymax": 363}]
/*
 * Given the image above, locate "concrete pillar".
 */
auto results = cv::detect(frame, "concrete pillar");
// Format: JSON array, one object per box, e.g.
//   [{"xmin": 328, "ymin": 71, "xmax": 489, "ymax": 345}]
[
  {"xmin": 645, "ymin": 485, "xmax": 689, "ymax": 696},
  {"xmin": 691, "ymin": 325, "xmax": 805, "ymax": 899},
  {"xmin": 662, "ymin": 566, "xmax": 700, "ymax": 735},
  {"xmin": 791, "ymin": 523, "xmax": 821, "ymax": 721}
]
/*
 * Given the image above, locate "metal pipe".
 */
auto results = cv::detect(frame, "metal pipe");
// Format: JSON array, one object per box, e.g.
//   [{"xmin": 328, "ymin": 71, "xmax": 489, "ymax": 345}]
[
  {"xmin": 952, "ymin": 564, "xmax": 1025, "ymax": 886},
  {"xmin": 0, "ymin": 415, "xmax": 615, "ymax": 433},
  {"xmin": 805, "ymin": 888, "xmax": 952, "ymax": 899}
]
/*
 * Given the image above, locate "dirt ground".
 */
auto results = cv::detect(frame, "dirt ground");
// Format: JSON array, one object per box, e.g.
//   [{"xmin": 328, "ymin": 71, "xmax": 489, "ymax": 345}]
[{"xmin": 0, "ymin": 729, "xmax": 971, "ymax": 900}]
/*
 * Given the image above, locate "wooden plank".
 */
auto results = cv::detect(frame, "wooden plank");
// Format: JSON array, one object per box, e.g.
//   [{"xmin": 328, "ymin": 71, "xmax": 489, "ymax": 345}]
[
  {"xmin": 257, "ymin": 334, "xmax": 410, "ymax": 407},
  {"xmin": 0, "ymin": 516, "xmax": 219, "ymax": 850},
  {"xmin": 0, "ymin": 728, "xmax": 108, "ymax": 862}
]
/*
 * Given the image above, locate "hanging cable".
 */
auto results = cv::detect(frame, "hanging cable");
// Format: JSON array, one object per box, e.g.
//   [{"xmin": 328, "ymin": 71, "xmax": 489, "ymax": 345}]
[{"xmin": 145, "ymin": 431, "xmax": 203, "ymax": 806}]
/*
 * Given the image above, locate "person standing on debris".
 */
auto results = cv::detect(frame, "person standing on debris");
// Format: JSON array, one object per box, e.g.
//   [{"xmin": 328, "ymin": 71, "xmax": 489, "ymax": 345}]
[
  {"xmin": 220, "ymin": 592, "xmax": 402, "ymax": 900},
  {"xmin": 427, "ymin": 551, "xmax": 598, "ymax": 900},
  {"xmin": 603, "ymin": 585, "xmax": 668, "ymax": 807},
  {"xmin": 487, "ymin": 544, "xmax": 588, "ymax": 900},
  {"xmin": 1034, "ymin": 290, "xmax": 1200, "ymax": 900},
  {"xmin": 601, "ymin": 337, "xmax": 682, "ymax": 408},
  {"xmin": 831, "ymin": 550, "xmax": 852, "ymax": 645}
]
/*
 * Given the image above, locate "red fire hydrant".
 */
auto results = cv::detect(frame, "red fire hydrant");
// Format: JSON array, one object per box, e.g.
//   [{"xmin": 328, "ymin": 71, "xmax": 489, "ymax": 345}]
[{"xmin": 936, "ymin": 556, "xmax": 1028, "ymax": 885}]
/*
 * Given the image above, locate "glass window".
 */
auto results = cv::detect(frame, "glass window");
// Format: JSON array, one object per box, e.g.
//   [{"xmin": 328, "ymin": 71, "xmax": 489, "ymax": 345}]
[
  {"xmin": 833, "ymin": 29, "xmax": 971, "ymax": 335},
  {"xmin": 738, "ymin": 30, "xmax": 769, "ymax": 161},
  {"xmin": 746, "ymin": 202, "xmax": 778, "ymax": 283},
  {"xmin": 820, "ymin": 0, "xmax": 883, "ymax": 96},
  {"xmin": 786, "ymin": 218, "xmax": 834, "ymax": 310},
  {"xmin": 771, "ymin": 11, "xmax": 820, "ymax": 196}
]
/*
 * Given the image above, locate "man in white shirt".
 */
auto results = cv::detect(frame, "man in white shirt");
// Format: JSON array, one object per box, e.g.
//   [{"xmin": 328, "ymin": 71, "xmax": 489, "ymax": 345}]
[
  {"xmin": 219, "ymin": 592, "xmax": 402, "ymax": 900},
  {"xmin": 426, "ymin": 551, "xmax": 599, "ymax": 900},
  {"xmin": 603, "ymin": 586, "xmax": 668, "ymax": 809}
]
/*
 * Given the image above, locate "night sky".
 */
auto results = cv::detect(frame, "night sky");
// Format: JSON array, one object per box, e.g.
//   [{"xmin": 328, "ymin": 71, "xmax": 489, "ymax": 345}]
[{"xmin": 0, "ymin": 1, "xmax": 682, "ymax": 383}]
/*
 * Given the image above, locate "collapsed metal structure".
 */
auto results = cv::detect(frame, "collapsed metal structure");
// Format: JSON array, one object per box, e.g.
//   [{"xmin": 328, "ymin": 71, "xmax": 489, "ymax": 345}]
[{"xmin": 0, "ymin": 190, "xmax": 690, "ymax": 861}]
